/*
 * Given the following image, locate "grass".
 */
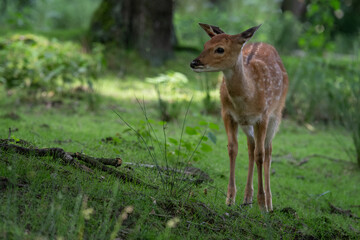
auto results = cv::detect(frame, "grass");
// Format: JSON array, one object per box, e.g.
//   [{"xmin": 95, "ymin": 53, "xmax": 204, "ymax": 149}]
[
  {"xmin": 1, "ymin": 0, "xmax": 359, "ymax": 237},
  {"xmin": 1, "ymin": 66, "xmax": 359, "ymax": 239}
]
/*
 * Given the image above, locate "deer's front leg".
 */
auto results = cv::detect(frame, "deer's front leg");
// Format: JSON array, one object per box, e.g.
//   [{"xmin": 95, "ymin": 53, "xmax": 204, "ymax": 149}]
[
  {"xmin": 223, "ymin": 113, "xmax": 239, "ymax": 206},
  {"xmin": 244, "ymin": 136, "xmax": 255, "ymax": 205},
  {"xmin": 240, "ymin": 126, "xmax": 255, "ymax": 206},
  {"xmin": 254, "ymin": 119, "xmax": 268, "ymax": 211}
]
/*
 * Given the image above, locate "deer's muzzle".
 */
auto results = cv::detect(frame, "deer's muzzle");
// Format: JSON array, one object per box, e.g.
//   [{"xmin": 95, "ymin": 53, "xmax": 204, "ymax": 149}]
[{"xmin": 190, "ymin": 59, "xmax": 203, "ymax": 69}]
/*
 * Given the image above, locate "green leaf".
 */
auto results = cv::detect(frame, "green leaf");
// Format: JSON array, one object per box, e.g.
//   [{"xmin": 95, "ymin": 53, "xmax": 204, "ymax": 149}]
[
  {"xmin": 330, "ymin": 0, "xmax": 340, "ymax": 10},
  {"xmin": 209, "ymin": 122, "xmax": 219, "ymax": 131},
  {"xmin": 185, "ymin": 126, "xmax": 198, "ymax": 135},
  {"xmin": 200, "ymin": 143, "xmax": 212, "ymax": 152},
  {"xmin": 198, "ymin": 120, "xmax": 208, "ymax": 126},
  {"xmin": 175, "ymin": 149, "xmax": 184, "ymax": 156},
  {"xmin": 122, "ymin": 128, "xmax": 132, "ymax": 134},
  {"xmin": 11, "ymin": 136, "xmax": 20, "ymax": 142},
  {"xmin": 207, "ymin": 131, "xmax": 217, "ymax": 144},
  {"xmin": 183, "ymin": 142, "xmax": 193, "ymax": 151},
  {"xmin": 168, "ymin": 138, "xmax": 178, "ymax": 145},
  {"xmin": 157, "ymin": 121, "xmax": 167, "ymax": 125}
]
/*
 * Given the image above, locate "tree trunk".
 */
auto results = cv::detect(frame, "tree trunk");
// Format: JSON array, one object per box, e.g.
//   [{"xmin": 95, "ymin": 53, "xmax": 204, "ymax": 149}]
[
  {"xmin": 0, "ymin": 0, "xmax": 7, "ymax": 14},
  {"xmin": 281, "ymin": 0, "xmax": 307, "ymax": 21},
  {"xmin": 89, "ymin": 0, "xmax": 175, "ymax": 65}
]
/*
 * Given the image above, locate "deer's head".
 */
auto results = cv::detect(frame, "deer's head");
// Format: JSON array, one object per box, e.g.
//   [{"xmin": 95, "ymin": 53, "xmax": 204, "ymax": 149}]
[{"xmin": 190, "ymin": 23, "xmax": 261, "ymax": 72}]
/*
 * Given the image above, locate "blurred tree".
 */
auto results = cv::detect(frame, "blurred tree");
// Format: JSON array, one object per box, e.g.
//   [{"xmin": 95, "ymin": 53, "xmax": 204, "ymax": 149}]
[
  {"xmin": 334, "ymin": 0, "xmax": 360, "ymax": 36},
  {"xmin": 208, "ymin": 0, "xmax": 226, "ymax": 8},
  {"xmin": 89, "ymin": 0, "xmax": 175, "ymax": 65},
  {"xmin": 298, "ymin": 0, "xmax": 340, "ymax": 52},
  {"xmin": 282, "ymin": 0, "xmax": 360, "ymax": 37},
  {"xmin": 16, "ymin": 0, "xmax": 34, "ymax": 9},
  {"xmin": 0, "ymin": 0, "xmax": 6, "ymax": 14},
  {"xmin": 0, "ymin": 0, "xmax": 35, "ymax": 13},
  {"xmin": 281, "ymin": 0, "xmax": 307, "ymax": 21}
]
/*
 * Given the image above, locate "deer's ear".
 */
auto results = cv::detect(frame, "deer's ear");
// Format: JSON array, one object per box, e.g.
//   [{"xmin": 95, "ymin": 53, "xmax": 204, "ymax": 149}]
[
  {"xmin": 234, "ymin": 24, "xmax": 261, "ymax": 44},
  {"xmin": 199, "ymin": 23, "xmax": 225, "ymax": 38}
]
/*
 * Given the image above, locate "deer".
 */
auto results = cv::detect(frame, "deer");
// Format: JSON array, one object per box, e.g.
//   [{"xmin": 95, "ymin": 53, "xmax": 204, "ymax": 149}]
[{"xmin": 190, "ymin": 23, "xmax": 288, "ymax": 211}]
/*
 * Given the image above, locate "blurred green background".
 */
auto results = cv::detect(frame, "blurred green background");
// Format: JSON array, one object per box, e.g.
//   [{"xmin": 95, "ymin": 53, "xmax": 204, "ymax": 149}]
[{"xmin": 0, "ymin": 0, "xmax": 359, "ymax": 164}]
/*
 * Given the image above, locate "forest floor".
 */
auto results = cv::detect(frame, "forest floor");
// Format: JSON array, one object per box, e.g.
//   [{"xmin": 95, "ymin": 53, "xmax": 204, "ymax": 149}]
[{"xmin": 1, "ymin": 75, "xmax": 359, "ymax": 239}]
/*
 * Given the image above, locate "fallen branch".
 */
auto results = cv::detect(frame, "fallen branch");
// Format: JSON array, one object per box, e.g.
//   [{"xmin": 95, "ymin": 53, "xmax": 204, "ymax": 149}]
[
  {"xmin": 329, "ymin": 203, "xmax": 360, "ymax": 219},
  {"xmin": 0, "ymin": 139, "xmax": 157, "ymax": 189},
  {"xmin": 0, "ymin": 139, "xmax": 121, "ymax": 167},
  {"xmin": 273, "ymin": 153, "xmax": 352, "ymax": 165},
  {"xmin": 297, "ymin": 158, "xmax": 309, "ymax": 166},
  {"xmin": 303, "ymin": 154, "xmax": 351, "ymax": 163},
  {"xmin": 0, "ymin": 142, "xmax": 74, "ymax": 165},
  {"xmin": 1, "ymin": 138, "xmax": 34, "ymax": 148},
  {"xmin": 78, "ymin": 160, "xmax": 155, "ymax": 188},
  {"xmin": 350, "ymin": 205, "xmax": 360, "ymax": 208},
  {"xmin": 69, "ymin": 152, "xmax": 122, "ymax": 167}
]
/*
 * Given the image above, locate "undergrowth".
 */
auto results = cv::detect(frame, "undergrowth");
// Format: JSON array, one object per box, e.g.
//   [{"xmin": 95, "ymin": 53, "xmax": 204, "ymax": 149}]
[{"xmin": 0, "ymin": 76, "xmax": 359, "ymax": 239}]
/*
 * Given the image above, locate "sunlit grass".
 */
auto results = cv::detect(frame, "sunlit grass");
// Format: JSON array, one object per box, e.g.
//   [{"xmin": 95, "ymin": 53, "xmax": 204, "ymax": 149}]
[
  {"xmin": 96, "ymin": 75, "xmax": 219, "ymax": 105},
  {"xmin": 1, "ymin": 73, "xmax": 359, "ymax": 239}
]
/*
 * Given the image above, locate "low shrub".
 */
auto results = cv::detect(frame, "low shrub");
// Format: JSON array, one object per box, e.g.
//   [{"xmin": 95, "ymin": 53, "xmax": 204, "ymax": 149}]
[
  {"xmin": 284, "ymin": 52, "xmax": 360, "ymax": 166},
  {"xmin": 146, "ymin": 71, "xmax": 189, "ymax": 122},
  {"xmin": 283, "ymin": 54, "xmax": 359, "ymax": 123},
  {"xmin": 327, "ymin": 57, "xmax": 360, "ymax": 166},
  {"xmin": 0, "ymin": 34, "xmax": 104, "ymax": 93}
]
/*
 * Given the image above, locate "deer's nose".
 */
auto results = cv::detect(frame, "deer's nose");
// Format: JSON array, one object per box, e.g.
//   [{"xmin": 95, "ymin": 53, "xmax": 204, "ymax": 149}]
[{"xmin": 190, "ymin": 59, "xmax": 201, "ymax": 68}]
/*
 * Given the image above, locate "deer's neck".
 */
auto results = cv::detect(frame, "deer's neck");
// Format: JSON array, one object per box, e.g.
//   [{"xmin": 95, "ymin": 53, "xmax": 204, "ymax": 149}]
[{"xmin": 222, "ymin": 47, "xmax": 254, "ymax": 98}]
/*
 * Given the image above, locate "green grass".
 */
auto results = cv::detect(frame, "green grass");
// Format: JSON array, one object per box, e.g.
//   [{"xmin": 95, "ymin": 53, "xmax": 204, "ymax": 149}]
[{"xmin": 1, "ymin": 70, "xmax": 359, "ymax": 239}]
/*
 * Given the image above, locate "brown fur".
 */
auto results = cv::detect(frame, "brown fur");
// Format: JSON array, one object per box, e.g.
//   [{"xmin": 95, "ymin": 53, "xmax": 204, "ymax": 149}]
[{"xmin": 191, "ymin": 24, "xmax": 288, "ymax": 211}]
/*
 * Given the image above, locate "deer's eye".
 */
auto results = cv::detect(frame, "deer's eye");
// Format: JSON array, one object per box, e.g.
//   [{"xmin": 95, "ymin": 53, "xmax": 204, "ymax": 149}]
[{"xmin": 215, "ymin": 47, "xmax": 224, "ymax": 54}]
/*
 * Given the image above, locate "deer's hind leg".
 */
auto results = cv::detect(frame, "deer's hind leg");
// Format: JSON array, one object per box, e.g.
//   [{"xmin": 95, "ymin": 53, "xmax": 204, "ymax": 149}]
[
  {"xmin": 264, "ymin": 116, "xmax": 280, "ymax": 211},
  {"xmin": 254, "ymin": 118, "xmax": 269, "ymax": 211}
]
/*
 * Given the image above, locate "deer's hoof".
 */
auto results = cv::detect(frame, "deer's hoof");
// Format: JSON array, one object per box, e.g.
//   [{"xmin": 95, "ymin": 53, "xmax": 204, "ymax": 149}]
[
  {"xmin": 243, "ymin": 196, "xmax": 253, "ymax": 207},
  {"xmin": 226, "ymin": 197, "xmax": 235, "ymax": 206},
  {"xmin": 257, "ymin": 194, "xmax": 268, "ymax": 212}
]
